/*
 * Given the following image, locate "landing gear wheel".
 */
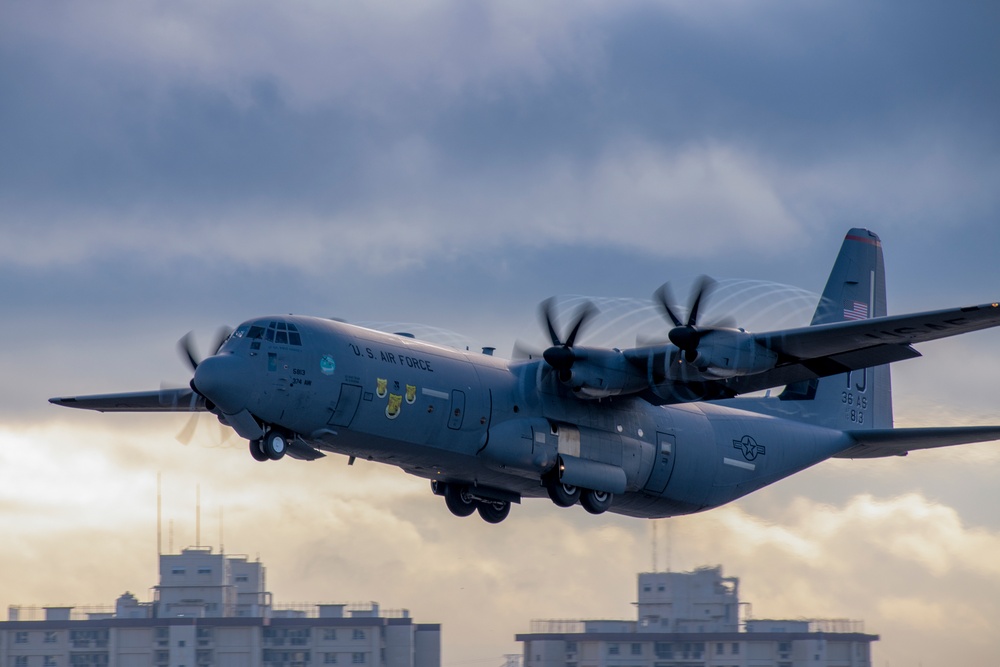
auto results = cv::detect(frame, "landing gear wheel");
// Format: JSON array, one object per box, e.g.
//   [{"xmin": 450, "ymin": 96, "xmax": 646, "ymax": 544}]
[
  {"xmin": 249, "ymin": 439, "xmax": 269, "ymax": 462},
  {"xmin": 476, "ymin": 500, "xmax": 511, "ymax": 524},
  {"xmin": 262, "ymin": 430, "xmax": 289, "ymax": 461},
  {"xmin": 580, "ymin": 489, "xmax": 613, "ymax": 515},
  {"xmin": 443, "ymin": 484, "xmax": 477, "ymax": 518},
  {"xmin": 546, "ymin": 480, "xmax": 581, "ymax": 508}
]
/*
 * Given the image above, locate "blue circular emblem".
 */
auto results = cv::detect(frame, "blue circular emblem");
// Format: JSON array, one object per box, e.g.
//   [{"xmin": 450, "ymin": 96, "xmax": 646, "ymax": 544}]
[{"xmin": 320, "ymin": 355, "xmax": 336, "ymax": 375}]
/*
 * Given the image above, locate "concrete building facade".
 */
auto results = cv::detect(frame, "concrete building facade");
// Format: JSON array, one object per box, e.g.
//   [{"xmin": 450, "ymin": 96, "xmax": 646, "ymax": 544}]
[
  {"xmin": 1, "ymin": 547, "xmax": 440, "ymax": 667},
  {"xmin": 517, "ymin": 566, "xmax": 876, "ymax": 667}
]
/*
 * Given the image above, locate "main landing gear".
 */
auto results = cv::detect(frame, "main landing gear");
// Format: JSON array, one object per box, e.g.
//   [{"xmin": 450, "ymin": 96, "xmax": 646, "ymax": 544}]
[
  {"xmin": 433, "ymin": 481, "xmax": 513, "ymax": 524},
  {"xmin": 249, "ymin": 428, "xmax": 292, "ymax": 462},
  {"xmin": 544, "ymin": 473, "xmax": 614, "ymax": 515}
]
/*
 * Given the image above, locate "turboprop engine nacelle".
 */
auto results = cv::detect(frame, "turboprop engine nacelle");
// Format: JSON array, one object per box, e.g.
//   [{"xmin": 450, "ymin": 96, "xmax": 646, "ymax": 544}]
[
  {"xmin": 684, "ymin": 329, "xmax": 778, "ymax": 379},
  {"xmin": 550, "ymin": 348, "xmax": 649, "ymax": 399}
]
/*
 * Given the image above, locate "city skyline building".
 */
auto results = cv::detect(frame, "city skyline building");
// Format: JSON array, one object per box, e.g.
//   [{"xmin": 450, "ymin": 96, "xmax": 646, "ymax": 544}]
[
  {"xmin": 1, "ymin": 546, "xmax": 440, "ymax": 667},
  {"xmin": 517, "ymin": 566, "xmax": 876, "ymax": 667}
]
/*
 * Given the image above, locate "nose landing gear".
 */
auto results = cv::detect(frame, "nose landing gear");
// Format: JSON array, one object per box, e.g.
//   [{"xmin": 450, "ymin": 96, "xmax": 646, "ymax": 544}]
[{"xmin": 249, "ymin": 428, "xmax": 292, "ymax": 462}]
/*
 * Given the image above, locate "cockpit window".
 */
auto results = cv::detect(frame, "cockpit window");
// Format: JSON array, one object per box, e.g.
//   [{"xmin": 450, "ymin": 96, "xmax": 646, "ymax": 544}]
[
  {"xmin": 255, "ymin": 320, "xmax": 302, "ymax": 346},
  {"xmin": 230, "ymin": 324, "xmax": 250, "ymax": 340}
]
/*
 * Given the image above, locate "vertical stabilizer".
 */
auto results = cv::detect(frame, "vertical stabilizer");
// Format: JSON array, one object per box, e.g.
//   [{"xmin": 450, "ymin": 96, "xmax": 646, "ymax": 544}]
[{"xmin": 779, "ymin": 228, "xmax": 893, "ymax": 429}]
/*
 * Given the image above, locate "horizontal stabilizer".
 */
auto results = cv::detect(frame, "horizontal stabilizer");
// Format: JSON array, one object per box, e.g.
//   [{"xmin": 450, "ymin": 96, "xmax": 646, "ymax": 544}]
[{"xmin": 837, "ymin": 426, "xmax": 1000, "ymax": 458}]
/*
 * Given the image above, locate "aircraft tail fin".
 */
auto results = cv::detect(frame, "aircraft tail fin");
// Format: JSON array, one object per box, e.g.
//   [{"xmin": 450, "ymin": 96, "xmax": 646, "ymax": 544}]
[{"xmin": 778, "ymin": 228, "xmax": 894, "ymax": 430}]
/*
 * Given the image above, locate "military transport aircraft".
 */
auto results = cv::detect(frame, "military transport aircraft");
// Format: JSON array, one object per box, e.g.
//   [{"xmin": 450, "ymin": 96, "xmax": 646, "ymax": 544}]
[{"xmin": 51, "ymin": 229, "xmax": 1000, "ymax": 523}]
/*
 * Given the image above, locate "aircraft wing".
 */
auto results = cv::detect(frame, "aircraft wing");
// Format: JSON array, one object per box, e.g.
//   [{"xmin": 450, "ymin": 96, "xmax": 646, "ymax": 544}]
[
  {"xmin": 49, "ymin": 388, "xmax": 207, "ymax": 413},
  {"xmin": 837, "ymin": 426, "xmax": 1000, "ymax": 458},
  {"xmin": 756, "ymin": 302, "xmax": 1000, "ymax": 360},
  {"xmin": 643, "ymin": 302, "xmax": 1000, "ymax": 405}
]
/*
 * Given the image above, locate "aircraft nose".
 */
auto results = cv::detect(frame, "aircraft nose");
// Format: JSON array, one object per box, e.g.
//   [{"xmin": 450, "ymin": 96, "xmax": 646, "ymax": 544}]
[{"xmin": 193, "ymin": 354, "xmax": 251, "ymax": 414}]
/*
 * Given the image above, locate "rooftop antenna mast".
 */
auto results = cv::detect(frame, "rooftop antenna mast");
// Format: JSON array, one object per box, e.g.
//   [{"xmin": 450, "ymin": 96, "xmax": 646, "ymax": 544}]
[
  {"xmin": 157, "ymin": 472, "xmax": 162, "ymax": 557},
  {"xmin": 652, "ymin": 520, "xmax": 658, "ymax": 572},
  {"xmin": 666, "ymin": 520, "xmax": 672, "ymax": 573},
  {"xmin": 196, "ymin": 484, "xmax": 201, "ymax": 548}
]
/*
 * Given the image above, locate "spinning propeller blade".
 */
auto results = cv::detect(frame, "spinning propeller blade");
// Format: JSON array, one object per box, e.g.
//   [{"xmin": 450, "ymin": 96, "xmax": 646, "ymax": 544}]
[
  {"xmin": 655, "ymin": 276, "xmax": 734, "ymax": 363},
  {"xmin": 539, "ymin": 298, "xmax": 598, "ymax": 372}
]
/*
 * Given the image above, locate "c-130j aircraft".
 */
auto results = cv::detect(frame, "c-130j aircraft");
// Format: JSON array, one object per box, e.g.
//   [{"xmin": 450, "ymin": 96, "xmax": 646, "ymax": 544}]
[{"xmin": 52, "ymin": 229, "xmax": 1000, "ymax": 523}]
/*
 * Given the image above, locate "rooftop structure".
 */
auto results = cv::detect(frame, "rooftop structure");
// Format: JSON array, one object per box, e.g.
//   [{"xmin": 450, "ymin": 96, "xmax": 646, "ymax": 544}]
[
  {"xmin": 1, "ymin": 547, "xmax": 439, "ymax": 667},
  {"xmin": 517, "ymin": 566, "xmax": 876, "ymax": 667}
]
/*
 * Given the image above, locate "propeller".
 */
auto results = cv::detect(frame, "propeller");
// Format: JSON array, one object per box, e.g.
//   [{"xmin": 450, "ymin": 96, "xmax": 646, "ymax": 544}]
[
  {"xmin": 178, "ymin": 327, "xmax": 233, "ymax": 372},
  {"xmin": 171, "ymin": 326, "xmax": 233, "ymax": 445},
  {"xmin": 654, "ymin": 276, "xmax": 733, "ymax": 363},
  {"xmin": 539, "ymin": 297, "xmax": 598, "ymax": 374}
]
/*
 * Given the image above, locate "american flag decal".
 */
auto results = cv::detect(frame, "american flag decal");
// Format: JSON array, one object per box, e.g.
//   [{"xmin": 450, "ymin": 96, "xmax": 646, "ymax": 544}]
[{"xmin": 843, "ymin": 300, "xmax": 869, "ymax": 321}]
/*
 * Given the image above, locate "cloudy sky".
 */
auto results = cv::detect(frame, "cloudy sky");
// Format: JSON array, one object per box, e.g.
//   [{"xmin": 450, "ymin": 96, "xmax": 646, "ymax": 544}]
[{"xmin": 3, "ymin": 1, "xmax": 1000, "ymax": 664}]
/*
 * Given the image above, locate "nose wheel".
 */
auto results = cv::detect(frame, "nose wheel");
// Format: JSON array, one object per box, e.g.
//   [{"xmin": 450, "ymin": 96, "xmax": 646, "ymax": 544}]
[
  {"xmin": 249, "ymin": 429, "xmax": 291, "ymax": 461},
  {"xmin": 249, "ymin": 439, "xmax": 269, "ymax": 462}
]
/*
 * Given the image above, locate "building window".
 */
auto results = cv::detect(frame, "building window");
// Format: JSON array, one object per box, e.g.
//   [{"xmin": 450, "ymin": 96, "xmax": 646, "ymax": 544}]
[
  {"xmin": 172, "ymin": 568, "xmax": 186, "ymax": 575},
  {"xmin": 44, "ymin": 657, "xmax": 58, "ymax": 667},
  {"xmin": 70, "ymin": 656, "xmax": 110, "ymax": 667},
  {"xmin": 324, "ymin": 653, "xmax": 338, "ymax": 664},
  {"xmin": 654, "ymin": 642, "xmax": 673, "ymax": 659},
  {"xmin": 198, "ymin": 568, "xmax": 212, "ymax": 575},
  {"xmin": 631, "ymin": 643, "xmax": 642, "ymax": 656},
  {"xmin": 352, "ymin": 653, "xmax": 366, "ymax": 664},
  {"xmin": 236, "ymin": 575, "xmax": 249, "ymax": 583},
  {"xmin": 16, "ymin": 632, "xmax": 28, "ymax": 644},
  {"xmin": 608, "ymin": 643, "xmax": 620, "ymax": 655},
  {"xmin": 15, "ymin": 658, "xmax": 28, "ymax": 667},
  {"xmin": 732, "ymin": 642, "xmax": 740, "ymax": 654},
  {"xmin": 45, "ymin": 631, "xmax": 58, "ymax": 644},
  {"xmin": 565, "ymin": 641, "xmax": 577, "ymax": 652},
  {"xmin": 716, "ymin": 642, "xmax": 724, "ymax": 655},
  {"xmin": 352, "ymin": 629, "xmax": 366, "ymax": 640},
  {"xmin": 324, "ymin": 629, "xmax": 338, "ymax": 641}
]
